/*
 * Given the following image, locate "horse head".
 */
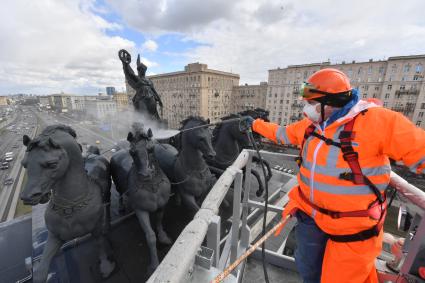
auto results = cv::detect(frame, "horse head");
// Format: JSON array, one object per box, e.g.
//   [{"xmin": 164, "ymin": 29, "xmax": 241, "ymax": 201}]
[
  {"xmin": 20, "ymin": 125, "xmax": 80, "ymax": 205},
  {"xmin": 127, "ymin": 124, "xmax": 155, "ymax": 179},
  {"xmin": 87, "ymin": 145, "xmax": 100, "ymax": 155},
  {"xmin": 180, "ymin": 116, "xmax": 216, "ymax": 159},
  {"xmin": 221, "ymin": 114, "xmax": 251, "ymax": 149}
]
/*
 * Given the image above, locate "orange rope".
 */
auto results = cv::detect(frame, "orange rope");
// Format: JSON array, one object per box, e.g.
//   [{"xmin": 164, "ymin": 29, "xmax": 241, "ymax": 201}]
[{"xmin": 211, "ymin": 215, "xmax": 292, "ymax": 283}]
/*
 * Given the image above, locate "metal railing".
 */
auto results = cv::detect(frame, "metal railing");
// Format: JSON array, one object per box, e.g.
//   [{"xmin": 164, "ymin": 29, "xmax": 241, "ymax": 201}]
[
  {"xmin": 148, "ymin": 150, "xmax": 249, "ymax": 282},
  {"xmin": 147, "ymin": 149, "xmax": 298, "ymax": 282},
  {"xmin": 148, "ymin": 148, "xmax": 425, "ymax": 283}
]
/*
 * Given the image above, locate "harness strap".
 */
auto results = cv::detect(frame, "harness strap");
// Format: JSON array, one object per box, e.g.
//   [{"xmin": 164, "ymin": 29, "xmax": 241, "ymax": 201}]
[
  {"xmin": 310, "ymin": 132, "xmax": 341, "ymax": 147},
  {"xmin": 338, "ymin": 112, "xmax": 385, "ymax": 203},
  {"xmin": 330, "ymin": 207, "xmax": 387, "ymax": 242},
  {"xmin": 297, "ymin": 186, "xmax": 387, "ymax": 242},
  {"xmin": 295, "ymin": 124, "xmax": 316, "ymax": 167},
  {"xmin": 297, "ymin": 186, "xmax": 383, "ymax": 220}
]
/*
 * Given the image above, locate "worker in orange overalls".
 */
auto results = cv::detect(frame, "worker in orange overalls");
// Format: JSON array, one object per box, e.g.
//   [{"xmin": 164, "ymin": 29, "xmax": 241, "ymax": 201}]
[{"xmin": 246, "ymin": 68, "xmax": 425, "ymax": 283}]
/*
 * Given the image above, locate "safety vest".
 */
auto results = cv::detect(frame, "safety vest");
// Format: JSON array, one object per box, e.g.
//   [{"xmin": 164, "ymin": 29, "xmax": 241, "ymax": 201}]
[
  {"xmin": 252, "ymin": 100, "xmax": 425, "ymax": 237},
  {"xmin": 296, "ymin": 110, "xmax": 386, "ymax": 242}
]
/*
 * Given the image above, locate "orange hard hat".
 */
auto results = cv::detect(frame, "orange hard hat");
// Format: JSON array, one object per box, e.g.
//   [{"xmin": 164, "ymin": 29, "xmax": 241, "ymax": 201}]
[{"xmin": 301, "ymin": 68, "xmax": 352, "ymax": 100}]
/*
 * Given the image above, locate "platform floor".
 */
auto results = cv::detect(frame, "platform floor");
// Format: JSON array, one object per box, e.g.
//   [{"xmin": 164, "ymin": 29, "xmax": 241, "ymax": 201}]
[{"xmin": 244, "ymin": 258, "xmax": 301, "ymax": 283}]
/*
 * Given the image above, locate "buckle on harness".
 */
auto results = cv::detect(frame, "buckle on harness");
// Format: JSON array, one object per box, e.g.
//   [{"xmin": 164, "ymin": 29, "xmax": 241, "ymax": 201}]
[
  {"xmin": 324, "ymin": 138, "xmax": 334, "ymax": 145},
  {"xmin": 339, "ymin": 171, "xmax": 365, "ymax": 185},
  {"xmin": 342, "ymin": 151, "xmax": 358, "ymax": 162},
  {"xmin": 329, "ymin": 211, "xmax": 341, "ymax": 219},
  {"xmin": 295, "ymin": 156, "xmax": 302, "ymax": 168},
  {"xmin": 339, "ymin": 131, "xmax": 356, "ymax": 139}
]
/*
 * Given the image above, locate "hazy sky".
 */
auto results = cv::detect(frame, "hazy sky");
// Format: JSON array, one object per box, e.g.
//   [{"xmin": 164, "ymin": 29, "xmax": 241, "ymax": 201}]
[{"xmin": 1, "ymin": 0, "xmax": 424, "ymax": 95}]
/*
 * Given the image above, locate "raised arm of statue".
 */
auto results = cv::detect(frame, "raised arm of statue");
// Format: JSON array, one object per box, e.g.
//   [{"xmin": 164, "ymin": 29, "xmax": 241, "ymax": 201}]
[
  {"xmin": 151, "ymin": 87, "xmax": 164, "ymax": 108},
  {"xmin": 118, "ymin": 49, "xmax": 139, "ymax": 89}
]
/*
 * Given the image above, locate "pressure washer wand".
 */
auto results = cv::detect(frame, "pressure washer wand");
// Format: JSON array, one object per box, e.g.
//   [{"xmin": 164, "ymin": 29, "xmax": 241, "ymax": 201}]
[{"xmin": 177, "ymin": 117, "xmax": 248, "ymax": 134}]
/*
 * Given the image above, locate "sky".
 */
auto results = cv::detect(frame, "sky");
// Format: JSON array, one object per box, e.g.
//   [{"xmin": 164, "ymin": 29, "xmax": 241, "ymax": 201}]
[{"xmin": 1, "ymin": 0, "xmax": 425, "ymax": 95}]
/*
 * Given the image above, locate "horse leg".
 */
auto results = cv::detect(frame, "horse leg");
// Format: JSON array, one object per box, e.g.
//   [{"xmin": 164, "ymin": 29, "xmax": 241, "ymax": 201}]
[
  {"xmin": 103, "ymin": 189, "xmax": 112, "ymax": 234},
  {"xmin": 93, "ymin": 228, "xmax": 116, "ymax": 278},
  {"xmin": 32, "ymin": 232, "xmax": 63, "ymax": 283},
  {"xmin": 155, "ymin": 209, "xmax": 172, "ymax": 245},
  {"xmin": 180, "ymin": 192, "xmax": 200, "ymax": 212},
  {"xmin": 103, "ymin": 203, "xmax": 111, "ymax": 233},
  {"xmin": 135, "ymin": 210, "xmax": 159, "ymax": 275},
  {"xmin": 118, "ymin": 190, "xmax": 126, "ymax": 214}
]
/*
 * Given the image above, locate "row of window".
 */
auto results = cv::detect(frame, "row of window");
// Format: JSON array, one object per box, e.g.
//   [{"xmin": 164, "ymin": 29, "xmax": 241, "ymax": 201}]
[{"xmin": 269, "ymin": 63, "xmax": 424, "ymax": 84}]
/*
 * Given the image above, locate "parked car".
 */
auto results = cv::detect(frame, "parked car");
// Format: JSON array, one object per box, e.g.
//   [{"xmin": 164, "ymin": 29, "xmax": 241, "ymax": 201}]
[
  {"xmin": 0, "ymin": 165, "xmax": 9, "ymax": 170},
  {"xmin": 3, "ymin": 177, "xmax": 13, "ymax": 186}
]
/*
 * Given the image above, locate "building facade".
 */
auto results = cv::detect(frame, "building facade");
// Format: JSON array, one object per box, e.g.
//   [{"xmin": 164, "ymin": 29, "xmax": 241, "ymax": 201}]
[
  {"xmin": 38, "ymin": 96, "xmax": 50, "ymax": 108},
  {"xmin": 106, "ymin": 87, "xmax": 116, "ymax": 96},
  {"xmin": 51, "ymin": 93, "xmax": 70, "ymax": 112},
  {"xmin": 231, "ymin": 82, "xmax": 268, "ymax": 113},
  {"xmin": 113, "ymin": 92, "xmax": 129, "ymax": 111},
  {"xmin": 0, "ymin": 96, "xmax": 8, "ymax": 106},
  {"xmin": 84, "ymin": 95, "xmax": 117, "ymax": 120},
  {"xmin": 267, "ymin": 55, "xmax": 425, "ymax": 129},
  {"xmin": 128, "ymin": 63, "xmax": 239, "ymax": 129}
]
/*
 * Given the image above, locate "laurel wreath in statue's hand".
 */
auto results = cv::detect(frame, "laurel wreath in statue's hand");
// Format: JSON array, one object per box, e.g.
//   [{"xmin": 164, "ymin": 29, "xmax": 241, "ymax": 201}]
[{"xmin": 118, "ymin": 49, "xmax": 131, "ymax": 64}]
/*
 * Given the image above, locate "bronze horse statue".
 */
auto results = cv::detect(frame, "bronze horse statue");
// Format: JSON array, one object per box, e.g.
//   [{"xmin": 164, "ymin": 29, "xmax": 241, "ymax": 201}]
[
  {"xmin": 207, "ymin": 113, "xmax": 272, "ymax": 197},
  {"xmin": 110, "ymin": 123, "xmax": 172, "ymax": 274},
  {"xmin": 155, "ymin": 116, "xmax": 217, "ymax": 212},
  {"xmin": 119, "ymin": 49, "xmax": 163, "ymax": 122},
  {"xmin": 84, "ymin": 145, "xmax": 112, "ymax": 233},
  {"xmin": 20, "ymin": 125, "xmax": 115, "ymax": 282}
]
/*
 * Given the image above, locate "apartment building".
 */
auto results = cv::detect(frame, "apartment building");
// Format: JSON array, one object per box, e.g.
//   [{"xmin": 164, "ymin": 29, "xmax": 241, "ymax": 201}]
[
  {"xmin": 143, "ymin": 63, "xmax": 239, "ymax": 129},
  {"xmin": 231, "ymin": 82, "xmax": 268, "ymax": 113},
  {"xmin": 38, "ymin": 96, "xmax": 50, "ymax": 107},
  {"xmin": 51, "ymin": 93, "xmax": 70, "ymax": 113},
  {"xmin": 84, "ymin": 95, "xmax": 117, "ymax": 119},
  {"xmin": 113, "ymin": 92, "xmax": 130, "ymax": 111},
  {"xmin": 0, "ymin": 96, "xmax": 8, "ymax": 106},
  {"xmin": 267, "ymin": 54, "xmax": 425, "ymax": 129}
]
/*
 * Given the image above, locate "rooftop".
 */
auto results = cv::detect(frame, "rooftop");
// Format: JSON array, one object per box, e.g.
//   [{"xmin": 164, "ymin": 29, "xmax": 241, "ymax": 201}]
[{"xmin": 149, "ymin": 62, "xmax": 240, "ymax": 79}]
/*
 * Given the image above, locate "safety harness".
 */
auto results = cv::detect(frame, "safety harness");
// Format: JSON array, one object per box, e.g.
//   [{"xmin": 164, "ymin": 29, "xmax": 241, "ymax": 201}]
[{"xmin": 295, "ymin": 110, "xmax": 387, "ymax": 242}]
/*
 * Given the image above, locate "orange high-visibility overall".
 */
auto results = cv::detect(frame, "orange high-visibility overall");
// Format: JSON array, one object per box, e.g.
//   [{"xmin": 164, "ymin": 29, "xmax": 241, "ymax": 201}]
[{"xmin": 252, "ymin": 100, "xmax": 425, "ymax": 283}]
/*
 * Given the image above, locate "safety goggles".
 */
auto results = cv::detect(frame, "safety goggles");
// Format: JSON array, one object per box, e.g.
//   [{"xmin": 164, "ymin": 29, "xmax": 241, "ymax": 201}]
[
  {"xmin": 299, "ymin": 82, "xmax": 327, "ymax": 100},
  {"xmin": 299, "ymin": 82, "xmax": 352, "ymax": 101}
]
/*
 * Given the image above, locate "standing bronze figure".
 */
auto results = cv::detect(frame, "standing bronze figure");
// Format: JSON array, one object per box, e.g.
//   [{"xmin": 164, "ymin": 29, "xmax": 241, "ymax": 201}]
[{"xmin": 118, "ymin": 49, "xmax": 163, "ymax": 121}]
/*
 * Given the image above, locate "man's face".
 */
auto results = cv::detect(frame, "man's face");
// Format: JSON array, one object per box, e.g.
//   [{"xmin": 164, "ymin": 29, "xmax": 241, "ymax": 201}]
[{"xmin": 304, "ymin": 100, "xmax": 337, "ymax": 121}]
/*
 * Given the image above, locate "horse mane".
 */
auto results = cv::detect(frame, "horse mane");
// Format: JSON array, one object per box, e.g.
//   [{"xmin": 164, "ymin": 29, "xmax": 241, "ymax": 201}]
[
  {"xmin": 27, "ymin": 124, "xmax": 77, "ymax": 151},
  {"xmin": 179, "ymin": 116, "xmax": 208, "ymax": 130},
  {"xmin": 212, "ymin": 113, "xmax": 240, "ymax": 144}
]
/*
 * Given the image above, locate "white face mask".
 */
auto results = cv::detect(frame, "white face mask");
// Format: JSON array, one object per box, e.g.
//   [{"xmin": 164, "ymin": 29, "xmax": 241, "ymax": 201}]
[{"xmin": 303, "ymin": 102, "xmax": 321, "ymax": 123}]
